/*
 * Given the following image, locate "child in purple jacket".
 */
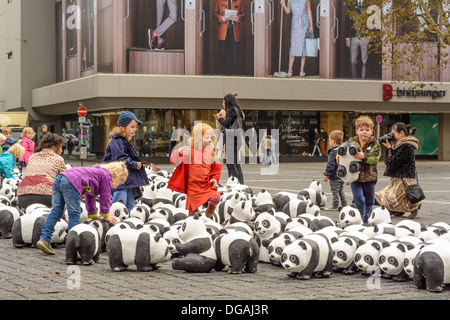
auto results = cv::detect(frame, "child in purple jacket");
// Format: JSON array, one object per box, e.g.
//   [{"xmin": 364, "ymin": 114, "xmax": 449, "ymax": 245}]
[{"xmin": 37, "ymin": 161, "xmax": 128, "ymax": 255}]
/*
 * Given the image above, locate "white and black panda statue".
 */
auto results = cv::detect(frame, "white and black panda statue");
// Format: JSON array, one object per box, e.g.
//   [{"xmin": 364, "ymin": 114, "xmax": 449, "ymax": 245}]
[
  {"xmin": 414, "ymin": 241, "xmax": 450, "ymax": 292},
  {"xmin": 107, "ymin": 228, "xmax": 171, "ymax": 271},
  {"xmin": 65, "ymin": 224, "xmax": 101, "ymax": 265},
  {"xmin": 336, "ymin": 140, "xmax": 362, "ymax": 184},
  {"xmin": 281, "ymin": 233, "xmax": 333, "ymax": 280},
  {"xmin": 172, "ymin": 214, "xmax": 217, "ymax": 273},
  {"xmin": 0, "ymin": 206, "xmax": 22, "ymax": 239},
  {"xmin": 214, "ymin": 230, "xmax": 260, "ymax": 274}
]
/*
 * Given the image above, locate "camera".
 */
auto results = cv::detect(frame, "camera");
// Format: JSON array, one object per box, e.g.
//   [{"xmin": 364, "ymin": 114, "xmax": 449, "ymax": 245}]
[{"xmin": 379, "ymin": 132, "xmax": 395, "ymax": 143}]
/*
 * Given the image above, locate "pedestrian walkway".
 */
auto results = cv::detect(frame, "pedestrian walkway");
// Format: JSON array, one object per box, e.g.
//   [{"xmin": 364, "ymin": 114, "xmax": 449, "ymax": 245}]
[{"xmin": 1, "ymin": 161, "xmax": 449, "ymax": 305}]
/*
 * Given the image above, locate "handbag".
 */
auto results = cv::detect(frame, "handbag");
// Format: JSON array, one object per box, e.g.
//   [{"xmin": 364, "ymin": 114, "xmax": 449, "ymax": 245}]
[
  {"xmin": 401, "ymin": 173, "xmax": 426, "ymax": 204},
  {"xmin": 305, "ymin": 32, "xmax": 319, "ymax": 57}
]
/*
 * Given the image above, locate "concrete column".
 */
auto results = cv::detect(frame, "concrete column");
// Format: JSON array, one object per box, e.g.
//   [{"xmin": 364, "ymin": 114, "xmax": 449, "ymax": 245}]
[{"xmin": 438, "ymin": 113, "xmax": 450, "ymax": 161}]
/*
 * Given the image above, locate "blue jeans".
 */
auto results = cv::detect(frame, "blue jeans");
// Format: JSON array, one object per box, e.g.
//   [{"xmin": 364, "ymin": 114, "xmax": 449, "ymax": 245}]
[
  {"xmin": 111, "ymin": 188, "xmax": 134, "ymax": 214},
  {"xmin": 40, "ymin": 175, "xmax": 81, "ymax": 242},
  {"xmin": 350, "ymin": 181, "xmax": 375, "ymax": 223}
]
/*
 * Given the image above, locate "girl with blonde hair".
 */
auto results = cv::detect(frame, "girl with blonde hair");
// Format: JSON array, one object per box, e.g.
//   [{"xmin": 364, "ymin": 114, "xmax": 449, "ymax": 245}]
[
  {"xmin": 18, "ymin": 127, "xmax": 36, "ymax": 176},
  {"xmin": 37, "ymin": 161, "xmax": 128, "ymax": 255},
  {"xmin": 168, "ymin": 122, "xmax": 222, "ymax": 218}
]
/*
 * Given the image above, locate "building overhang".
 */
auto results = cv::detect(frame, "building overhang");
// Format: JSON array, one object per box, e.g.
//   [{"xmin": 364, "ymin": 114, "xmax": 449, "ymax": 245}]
[{"xmin": 32, "ymin": 74, "xmax": 450, "ymax": 116}]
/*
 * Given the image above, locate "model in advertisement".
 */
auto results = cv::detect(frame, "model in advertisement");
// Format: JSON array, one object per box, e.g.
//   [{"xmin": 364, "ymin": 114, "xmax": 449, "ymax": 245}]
[
  {"xmin": 280, "ymin": 0, "xmax": 314, "ymax": 78},
  {"xmin": 345, "ymin": 0, "xmax": 369, "ymax": 79},
  {"xmin": 149, "ymin": 0, "xmax": 179, "ymax": 50},
  {"xmin": 213, "ymin": 0, "xmax": 245, "ymax": 75}
]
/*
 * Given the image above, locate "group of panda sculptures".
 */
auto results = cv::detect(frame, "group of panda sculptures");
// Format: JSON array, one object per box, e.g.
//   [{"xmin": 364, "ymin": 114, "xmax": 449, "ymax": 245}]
[{"xmin": 0, "ymin": 165, "xmax": 449, "ymax": 293}]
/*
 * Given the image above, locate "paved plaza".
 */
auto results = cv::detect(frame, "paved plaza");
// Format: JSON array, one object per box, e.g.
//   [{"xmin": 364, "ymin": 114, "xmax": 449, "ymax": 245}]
[{"xmin": 1, "ymin": 160, "xmax": 450, "ymax": 304}]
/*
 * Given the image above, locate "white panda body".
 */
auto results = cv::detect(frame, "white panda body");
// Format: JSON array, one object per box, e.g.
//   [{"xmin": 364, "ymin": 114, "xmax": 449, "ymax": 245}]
[
  {"xmin": 336, "ymin": 141, "xmax": 362, "ymax": 184},
  {"xmin": 214, "ymin": 231, "xmax": 259, "ymax": 273},
  {"xmin": 281, "ymin": 233, "xmax": 333, "ymax": 279},
  {"xmin": 414, "ymin": 242, "xmax": 450, "ymax": 292},
  {"xmin": 65, "ymin": 224, "xmax": 100, "ymax": 265}
]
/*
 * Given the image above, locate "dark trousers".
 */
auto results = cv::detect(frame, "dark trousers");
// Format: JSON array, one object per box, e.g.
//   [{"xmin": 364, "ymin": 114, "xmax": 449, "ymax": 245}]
[
  {"xmin": 219, "ymin": 27, "xmax": 238, "ymax": 74},
  {"xmin": 225, "ymin": 140, "xmax": 244, "ymax": 184}
]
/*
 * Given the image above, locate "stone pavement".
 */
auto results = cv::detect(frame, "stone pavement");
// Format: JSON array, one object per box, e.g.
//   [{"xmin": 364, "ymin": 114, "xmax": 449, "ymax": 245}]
[{"xmin": 1, "ymin": 160, "xmax": 450, "ymax": 304}]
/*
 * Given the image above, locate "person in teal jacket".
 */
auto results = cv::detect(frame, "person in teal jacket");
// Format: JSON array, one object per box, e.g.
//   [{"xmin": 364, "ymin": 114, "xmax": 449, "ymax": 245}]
[{"xmin": 0, "ymin": 144, "xmax": 25, "ymax": 180}]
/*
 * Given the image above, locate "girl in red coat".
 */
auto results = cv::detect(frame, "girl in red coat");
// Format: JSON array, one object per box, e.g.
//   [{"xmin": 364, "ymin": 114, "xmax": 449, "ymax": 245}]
[{"xmin": 168, "ymin": 123, "xmax": 222, "ymax": 218}]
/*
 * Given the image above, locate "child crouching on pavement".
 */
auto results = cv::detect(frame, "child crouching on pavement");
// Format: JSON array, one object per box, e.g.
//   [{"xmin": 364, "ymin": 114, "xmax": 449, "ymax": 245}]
[
  {"xmin": 323, "ymin": 130, "xmax": 347, "ymax": 210},
  {"xmin": 168, "ymin": 122, "xmax": 222, "ymax": 218},
  {"xmin": 37, "ymin": 161, "xmax": 129, "ymax": 255}
]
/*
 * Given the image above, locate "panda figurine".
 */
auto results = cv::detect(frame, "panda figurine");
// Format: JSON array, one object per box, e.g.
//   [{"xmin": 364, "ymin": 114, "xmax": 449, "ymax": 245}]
[
  {"xmin": 338, "ymin": 204, "xmax": 363, "ymax": 228},
  {"xmin": 214, "ymin": 230, "xmax": 260, "ymax": 274},
  {"xmin": 254, "ymin": 212, "xmax": 282, "ymax": 263},
  {"xmin": 88, "ymin": 218, "xmax": 115, "ymax": 252},
  {"xmin": 368, "ymin": 205, "xmax": 391, "ymax": 226},
  {"xmin": 282, "ymin": 199, "xmax": 320, "ymax": 219},
  {"xmin": 0, "ymin": 206, "xmax": 22, "ymax": 239},
  {"xmin": 130, "ymin": 203, "xmax": 152, "ymax": 223},
  {"xmin": 12, "ymin": 213, "xmax": 47, "ymax": 248},
  {"xmin": 107, "ymin": 228, "xmax": 171, "ymax": 272},
  {"xmin": 108, "ymin": 202, "xmax": 129, "ymax": 221},
  {"xmin": 172, "ymin": 214, "xmax": 217, "ymax": 273},
  {"xmin": 253, "ymin": 189, "xmax": 275, "ymax": 214},
  {"xmin": 414, "ymin": 241, "xmax": 450, "ymax": 292},
  {"xmin": 297, "ymin": 188, "xmax": 326, "ymax": 208},
  {"xmin": 227, "ymin": 200, "xmax": 255, "ymax": 228},
  {"xmin": 378, "ymin": 240, "xmax": 418, "ymax": 282},
  {"xmin": 403, "ymin": 243, "xmax": 427, "ymax": 280},
  {"xmin": 66, "ymin": 224, "xmax": 101, "ymax": 265},
  {"xmin": 331, "ymin": 235, "xmax": 366, "ymax": 275},
  {"xmin": 273, "ymin": 192, "xmax": 297, "ymax": 212},
  {"xmin": 267, "ymin": 227, "xmax": 312, "ymax": 266},
  {"xmin": 281, "ymin": 233, "xmax": 333, "ymax": 280},
  {"xmin": 336, "ymin": 140, "xmax": 362, "ymax": 184},
  {"xmin": 354, "ymin": 238, "xmax": 390, "ymax": 275}
]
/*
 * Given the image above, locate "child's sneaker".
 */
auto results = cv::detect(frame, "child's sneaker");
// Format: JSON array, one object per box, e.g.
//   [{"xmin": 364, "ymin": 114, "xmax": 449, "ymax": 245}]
[{"xmin": 37, "ymin": 239, "xmax": 55, "ymax": 255}]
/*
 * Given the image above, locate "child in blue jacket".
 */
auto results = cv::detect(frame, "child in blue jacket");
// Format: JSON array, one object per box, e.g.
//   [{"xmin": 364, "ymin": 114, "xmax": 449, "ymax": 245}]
[
  {"xmin": 103, "ymin": 111, "xmax": 149, "ymax": 213},
  {"xmin": 323, "ymin": 130, "xmax": 347, "ymax": 210},
  {"xmin": 0, "ymin": 144, "xmax": 25, "ymax": 180}
]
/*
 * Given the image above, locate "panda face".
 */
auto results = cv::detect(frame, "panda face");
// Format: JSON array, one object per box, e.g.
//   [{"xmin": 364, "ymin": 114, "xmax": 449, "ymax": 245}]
[
  {"xmin": 332, "ymin": 237, "xmax": 357, "ymax": 268},
  {"xmin": 0, "ymin": 185, "xmax": 14, "ymax": 200},
  {"xmin": 163, "ymin": 227, "xmax": 183, "ymax": 254},
  {"xmin": 339, "ymin": 205, "xmax": 362, "ymax": 228},
  {"xmin": 268, "ymin": 234, "xmax": 295, "ymax": 263},
  {"xmin": 254, "ymin": 213, "xmax": 281, "ymax": 238},
  {"xmin": 109, "ymin": 202, "xmax": 129, "ymax": 221},
  {"xmin": 354, "ymin": 240, "xmax": 383, "ymax": 271},
  {"xmin": 378, "ymin": 243, "xmax": 407, "ymax": 275},
  {"xmin": 281, "ymin": 240, "xmax": 311, "ymax": 272}
]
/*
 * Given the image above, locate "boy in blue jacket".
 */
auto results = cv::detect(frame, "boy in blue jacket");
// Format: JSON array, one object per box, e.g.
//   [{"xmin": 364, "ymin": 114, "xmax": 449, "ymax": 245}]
[
  {"xmin": 103, "ymin": 111, "xmax": 149, "ymax": 214},
  {"xmin": 323, "ymin": 130, "xmax": 347, "ymax": 211}
]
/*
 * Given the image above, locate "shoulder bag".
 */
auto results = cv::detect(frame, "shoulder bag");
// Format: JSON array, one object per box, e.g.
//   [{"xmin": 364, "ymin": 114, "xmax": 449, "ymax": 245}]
[{"xmin": 401, "ymin": 172, "xmax": 426, "ymax": 204}]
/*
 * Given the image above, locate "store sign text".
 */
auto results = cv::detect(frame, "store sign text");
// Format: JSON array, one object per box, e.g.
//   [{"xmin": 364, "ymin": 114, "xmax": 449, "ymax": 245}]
[{"xmin": 383, "ymin": 84, "xmax": 447, "ymax": 101}]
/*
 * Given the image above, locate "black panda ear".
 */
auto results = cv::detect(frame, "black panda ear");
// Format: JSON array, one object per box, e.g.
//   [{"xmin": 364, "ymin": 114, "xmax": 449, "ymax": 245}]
[
  {"xmin": 371, "ymin": 242, "xmax": 381, "ymax": 251},
  {"xmin": 350, "ymin": 203, "xmax": 358, "ymax": 209},
  {"xmin": 397, "ymin": 243, "xmax": 407, "ymax": 252},
  {"xmin": 338, "ymin": 206, "xmax": 343, "ymax": 212},
  {"xmin": 298, "ymin": 241, "xmax": 308, "ymax": 250},
  {"xmin": 331, "ymin": 237, "xmax": 338, "ymax": 244}
]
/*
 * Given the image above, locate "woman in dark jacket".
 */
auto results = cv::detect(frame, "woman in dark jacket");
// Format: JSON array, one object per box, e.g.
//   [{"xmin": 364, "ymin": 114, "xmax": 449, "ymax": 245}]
[
  {"xmin": 103, "ymin": 111, "xmax": 149, "ymax": 214},
  {"xmin": 214, "ymin": 92, "xmax": 245, "ymax": 184},
  {"xmin": 375, "ymin": 122, "xmax": 420, "ymax": 219}
]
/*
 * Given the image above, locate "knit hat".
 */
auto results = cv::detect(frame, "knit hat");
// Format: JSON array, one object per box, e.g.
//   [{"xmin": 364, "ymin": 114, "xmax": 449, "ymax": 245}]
[{"xmin": 118, "ymin": 111, "xmax": 142, "ymax": 127}]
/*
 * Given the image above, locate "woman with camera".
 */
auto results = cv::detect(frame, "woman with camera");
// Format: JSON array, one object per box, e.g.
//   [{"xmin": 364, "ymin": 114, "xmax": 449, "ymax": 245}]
[{"xmin": 374, "ymin": 122, "xmax": 420, "ymax": 219}]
